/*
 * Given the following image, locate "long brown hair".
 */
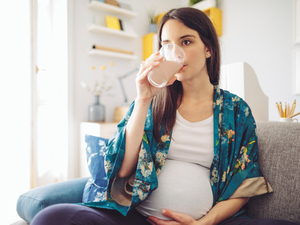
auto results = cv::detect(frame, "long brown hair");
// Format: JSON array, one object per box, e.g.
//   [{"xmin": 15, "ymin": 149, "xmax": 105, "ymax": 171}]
[{"xmin": 152, "ymin": 7, "xmax": 220, "ymax": 142}]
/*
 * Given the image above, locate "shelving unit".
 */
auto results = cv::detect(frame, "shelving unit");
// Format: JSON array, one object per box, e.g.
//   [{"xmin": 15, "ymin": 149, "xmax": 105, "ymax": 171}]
[
  {"xmin": 87, "ymin": 1, "xmax": 138, "ymax": 60},
  {"xmin": 89, "ymin": 49, "xmax": 138, "ymax": 60},
  {"xmin": 88, "ymin": 1, "xmax": 137, "ymax": 18},
  {"xmin": 88, "ymin": 24, "xmax": 138, "ymax": 39}
]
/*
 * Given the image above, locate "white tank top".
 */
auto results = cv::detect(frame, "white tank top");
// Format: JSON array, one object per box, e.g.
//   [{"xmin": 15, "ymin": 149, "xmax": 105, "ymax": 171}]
[{"xmin": 136, "ymin": 111, "xmax": 214, "ymax": 220}]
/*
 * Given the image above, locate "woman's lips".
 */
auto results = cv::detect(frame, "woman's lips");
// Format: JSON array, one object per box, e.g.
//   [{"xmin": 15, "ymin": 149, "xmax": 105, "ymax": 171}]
[{"xmin": 179, "ymin": 65, "xmax": 186, "ymax": 72}]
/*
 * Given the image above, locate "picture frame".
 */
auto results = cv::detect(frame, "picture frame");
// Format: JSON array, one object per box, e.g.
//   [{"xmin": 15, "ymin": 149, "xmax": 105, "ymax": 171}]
[
  {"xmin": 294, "ymin": 0, "xmax": 300, "ymax": 44},
  {"xmin": 294, "ymin": 48, "xmax": 300, "ymax": 95}
]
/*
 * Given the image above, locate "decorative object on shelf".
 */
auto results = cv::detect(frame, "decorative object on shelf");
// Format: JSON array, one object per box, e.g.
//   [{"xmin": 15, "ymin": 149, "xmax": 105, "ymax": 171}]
[
  {"xmin": 81, "ymin": 63, "xmax": 116, "ymax": 122},
  {"xmin": 89, "ymin": 48, "xmax": 138, "ymax": 59},
  {"xmin": 113, "ymin": 67, "xmax": 140, "ymax": 122},
  {"xmin": 189, "ymin": 0, "xmax": 218, "ymax": 9},
  {"xmin": 276, "ymin": 100, "xmax": 299, "ymax": 122},
  {"xmin": 88, "ymin": 95, "xmax": 105, "ymax": 122},
  {"xmin": 105, "ymin": 0, "xmax": 119, "ymax": 7},
  {"xmin": 92, "ymin": 44, "xmax": 134, "ymax": 55},
  {"xmin": 189, "ymin": 0, "xmax": 204, "ymax": 6},
  {"xmin": 148, "ymin": 9, "xmax": 158, "ymax": 33},
  {"xmin": 105, "ymin": 15, "xmax": 123, "ymax": 30}
]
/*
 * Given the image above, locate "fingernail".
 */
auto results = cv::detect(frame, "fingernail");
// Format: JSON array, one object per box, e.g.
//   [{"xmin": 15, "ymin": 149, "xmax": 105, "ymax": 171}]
[{"xmin": 162, "ymin": 209, "xmax": 166, "ymax": 215}]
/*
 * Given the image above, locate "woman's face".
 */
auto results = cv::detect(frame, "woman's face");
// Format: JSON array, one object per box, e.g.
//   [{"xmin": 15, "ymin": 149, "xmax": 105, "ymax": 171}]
[{"xmin": 161, "ymin": 19, "xmax": 211, "ymax": 82}]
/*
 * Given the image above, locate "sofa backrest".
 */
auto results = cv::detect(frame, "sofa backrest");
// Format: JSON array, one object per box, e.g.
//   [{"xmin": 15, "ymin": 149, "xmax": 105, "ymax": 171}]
[{"xmin": 246, "ymin": 121, "xmax": 300, "ymax": 223}]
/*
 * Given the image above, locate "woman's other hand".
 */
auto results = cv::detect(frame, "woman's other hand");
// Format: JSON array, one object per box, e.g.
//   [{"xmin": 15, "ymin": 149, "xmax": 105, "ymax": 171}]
[{"xmin": 147, "ymin": 209, "xmax": 198, "ymax": 225}]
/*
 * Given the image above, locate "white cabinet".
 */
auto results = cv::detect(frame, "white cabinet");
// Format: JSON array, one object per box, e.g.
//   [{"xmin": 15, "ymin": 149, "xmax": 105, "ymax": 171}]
[{"xmin": 79, "ymin": 122, "xmax": 118, "ymax": 177}]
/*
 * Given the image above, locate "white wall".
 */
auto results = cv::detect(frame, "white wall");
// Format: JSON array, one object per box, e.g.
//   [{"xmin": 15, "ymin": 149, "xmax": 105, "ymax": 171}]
[
  {"xmin": 70, "ymin": 0, "xmax": 188, "ymax": 178},
  {"xmin": 219, "ymin": 0, "xmax": 300, "ymax": 121}
]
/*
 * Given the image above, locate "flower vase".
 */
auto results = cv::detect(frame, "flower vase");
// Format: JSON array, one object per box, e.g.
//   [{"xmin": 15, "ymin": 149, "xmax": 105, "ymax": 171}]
[{"xmin": 88, "ymin": 96, "xmax": 105, "ymax": 122}]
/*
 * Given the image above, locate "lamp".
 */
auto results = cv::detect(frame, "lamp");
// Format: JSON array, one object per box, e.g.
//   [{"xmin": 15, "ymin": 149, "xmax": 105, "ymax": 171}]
[{"xmin": 113, "ymin": 67, "xmax": 140, "ymax": 122}]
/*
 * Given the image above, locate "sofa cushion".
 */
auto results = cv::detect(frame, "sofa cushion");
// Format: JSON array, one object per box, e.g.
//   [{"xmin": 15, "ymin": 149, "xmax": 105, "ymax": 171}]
[
  {"xmin": 246, "ymin": 121, "xmax": 300, "ymax": 223},
  {"xmin": 16, "ymin": 177, "xmax": 89, "ymax": 223}
]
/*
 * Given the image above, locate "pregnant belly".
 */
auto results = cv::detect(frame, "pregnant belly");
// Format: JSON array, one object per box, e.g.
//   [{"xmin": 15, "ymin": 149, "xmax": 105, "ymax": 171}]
[{"xmin": 136, "ymin": 159, "xmax": 213, "ymax": 220}]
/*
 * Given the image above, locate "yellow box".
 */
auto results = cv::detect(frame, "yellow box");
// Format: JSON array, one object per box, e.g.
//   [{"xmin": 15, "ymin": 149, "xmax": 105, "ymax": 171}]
[
  {"xmin": 105, "ymin": 15, "xmax": 121, "ymax": 30},
  {"xmin": 155, "ymin": 12, "xmax": 166, "ymax": 26},
  {"xmin": 143, "ymin": 33, "xmax": 158, "ymax": 61},
  {"xmin": 203, "ymin": 7, "xmax": 222, "ymax": 36}
]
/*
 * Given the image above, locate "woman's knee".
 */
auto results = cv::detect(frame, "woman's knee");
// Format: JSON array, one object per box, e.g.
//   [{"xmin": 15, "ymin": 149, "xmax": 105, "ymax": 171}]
[{"xmin": 31, "ymin": 204, "xmax": 94, "ymax": 225}]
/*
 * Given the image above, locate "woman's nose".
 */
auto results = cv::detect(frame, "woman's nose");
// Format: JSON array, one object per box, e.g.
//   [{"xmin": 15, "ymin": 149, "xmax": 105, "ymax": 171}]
[{"xmin": 172, "ymin": 44, "xmax": 185, "ymax": 62}]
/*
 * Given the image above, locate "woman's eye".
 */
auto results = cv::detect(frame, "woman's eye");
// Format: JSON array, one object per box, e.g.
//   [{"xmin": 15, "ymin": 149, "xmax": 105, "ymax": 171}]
[{"xmin": 182, "ymin": 40, "xmax": 191, "ymax": 45}]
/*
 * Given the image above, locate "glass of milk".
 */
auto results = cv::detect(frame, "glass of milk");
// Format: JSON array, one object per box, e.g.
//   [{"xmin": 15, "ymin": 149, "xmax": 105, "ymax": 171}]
[{"xmin": 148, "ymin": 43, "xmax": 186, "ymax": 88}]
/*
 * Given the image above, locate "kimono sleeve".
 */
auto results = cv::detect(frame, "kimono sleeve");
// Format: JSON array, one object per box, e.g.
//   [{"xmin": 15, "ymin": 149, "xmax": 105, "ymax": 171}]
[
  {"xmin": 105, "ymin": 101, "xmax": 159, "ymax": 215},
  {"xmin": 218, "ymin": 101, "xmax": 273, "ymax": 202}
]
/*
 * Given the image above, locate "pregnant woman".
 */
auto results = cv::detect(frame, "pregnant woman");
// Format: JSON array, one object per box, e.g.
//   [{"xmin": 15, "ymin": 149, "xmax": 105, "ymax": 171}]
[{"xmin": 31, "ymin": 7, "xmax": 298, "ymax": 225}]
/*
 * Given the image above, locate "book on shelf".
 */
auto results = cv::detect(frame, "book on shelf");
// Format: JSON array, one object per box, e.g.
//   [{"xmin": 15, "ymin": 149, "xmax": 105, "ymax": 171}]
[
  {"xmin": 105, "ymin": 15, "xmax": 123, "ymax": 31},
  {"xmin": 119, "ymin": 19, "xmax": 123, "ymax": 30}
]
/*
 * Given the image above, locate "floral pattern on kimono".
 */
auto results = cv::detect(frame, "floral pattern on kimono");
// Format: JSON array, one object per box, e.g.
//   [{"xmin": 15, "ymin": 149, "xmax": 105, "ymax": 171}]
[{"xmin": 81, "ymin": 86, "xmax": 272, "ymax": 217}]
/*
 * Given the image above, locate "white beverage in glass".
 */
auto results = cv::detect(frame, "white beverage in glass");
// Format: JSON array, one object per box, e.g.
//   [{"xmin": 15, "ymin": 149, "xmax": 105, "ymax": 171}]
[{"xmin": 148, "ymin": 44, "xmax": 185, "ymax": 88}]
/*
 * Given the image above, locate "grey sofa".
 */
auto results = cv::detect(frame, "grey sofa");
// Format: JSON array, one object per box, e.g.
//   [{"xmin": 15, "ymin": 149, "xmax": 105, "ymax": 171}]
[{"xmin": 14, "ymin": 121, "xmax": 300, "ymax": 224}]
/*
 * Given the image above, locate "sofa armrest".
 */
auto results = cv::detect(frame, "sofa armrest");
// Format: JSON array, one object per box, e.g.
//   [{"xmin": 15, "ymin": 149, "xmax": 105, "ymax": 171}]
[
  {"xmin": 17, "ymin": 177, "xmax": 89, "ymax": 223},
  {"xmin": 246, "ymin": 122, "xmax": 300, "ymax": 223}
]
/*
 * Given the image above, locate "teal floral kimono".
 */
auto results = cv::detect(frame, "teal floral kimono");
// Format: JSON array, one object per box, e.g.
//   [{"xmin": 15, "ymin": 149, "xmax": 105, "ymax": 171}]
[{"xmin": 81, "ymin": 86, "xmax": 272, "ymax": 217}]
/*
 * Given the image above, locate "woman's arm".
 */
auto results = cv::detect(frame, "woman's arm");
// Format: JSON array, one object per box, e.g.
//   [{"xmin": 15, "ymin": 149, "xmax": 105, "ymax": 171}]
[
  {"xmin": 118, "ymin": 52, "xmax": 174, "ymax": 178},
  {"xmin": 147, "ymin": 197, "xmax": 249, "ymax": 225},
  {"xmin": 197, "ymin": 197, "xmax": 249, "ymax": 225},
  {"xmin": 117, "ymin": 97, "xmax": 152, "ymax": 178}
]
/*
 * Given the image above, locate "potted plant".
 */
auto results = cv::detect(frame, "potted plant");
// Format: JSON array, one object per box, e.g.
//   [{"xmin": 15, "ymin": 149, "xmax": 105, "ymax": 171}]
[
  {"xmin": 147, "ymin": 9, "xmax": 157, "ymax": 33},
  {"xmin": 189, "ymin": 0, "xmax": 217, "ymax": 11}
]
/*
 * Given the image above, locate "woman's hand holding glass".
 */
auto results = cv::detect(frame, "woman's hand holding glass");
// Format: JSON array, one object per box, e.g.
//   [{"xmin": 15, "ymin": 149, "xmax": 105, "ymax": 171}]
[{"xmin": 136, "ymin": 51, "xmax": 178, "ymax": 102}]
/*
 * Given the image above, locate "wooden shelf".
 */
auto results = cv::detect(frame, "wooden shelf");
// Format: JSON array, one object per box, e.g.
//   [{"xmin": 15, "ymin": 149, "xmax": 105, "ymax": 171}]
[
  {"xmin": 88, "ymin": 1, "xmax": 137, "ymax": 18},
  {"xmin": 88, "ymin": 24, "xmax": 138, "ymax": 39},
  {"xmin": 89, "ymin": 49, "xmax": 138, "ymax": 60}
]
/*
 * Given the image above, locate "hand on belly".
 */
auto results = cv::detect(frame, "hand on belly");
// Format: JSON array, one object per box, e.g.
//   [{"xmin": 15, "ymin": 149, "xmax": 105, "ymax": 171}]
[
  {"xmin": 135, "ymin": 159, "xmax": 213, "ymax": 220},
  {"xmin": 147, "ymin": 208, "xmax": 197, "ymax": 224}
]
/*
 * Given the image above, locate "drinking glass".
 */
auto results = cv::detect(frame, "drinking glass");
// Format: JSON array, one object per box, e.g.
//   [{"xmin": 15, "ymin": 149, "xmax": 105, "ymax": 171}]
[{"xmin": 148, "ymin": 43, "xmax": 186, "ymax": 88}]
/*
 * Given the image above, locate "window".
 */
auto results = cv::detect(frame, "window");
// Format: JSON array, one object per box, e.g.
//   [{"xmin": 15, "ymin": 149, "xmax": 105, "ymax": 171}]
[{"xmin": 32, "ymin": 0, "xmax": 69, "ymax": 187}]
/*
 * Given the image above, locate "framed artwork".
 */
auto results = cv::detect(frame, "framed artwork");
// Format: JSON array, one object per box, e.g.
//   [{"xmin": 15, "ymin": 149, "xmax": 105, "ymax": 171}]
[
  {"xmin": 295, "ymin": 0, "xmax": 300, "ymax": 44},
  {"xmin": 294, "ymin": 49, "xmax": 300, "ymax": 95}
]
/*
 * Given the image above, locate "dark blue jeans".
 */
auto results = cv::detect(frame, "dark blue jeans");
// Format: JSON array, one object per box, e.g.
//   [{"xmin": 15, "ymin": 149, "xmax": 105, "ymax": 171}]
[{"xmin": 31, "ymin": 203, "xmax": 299, "ymax": 225}]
